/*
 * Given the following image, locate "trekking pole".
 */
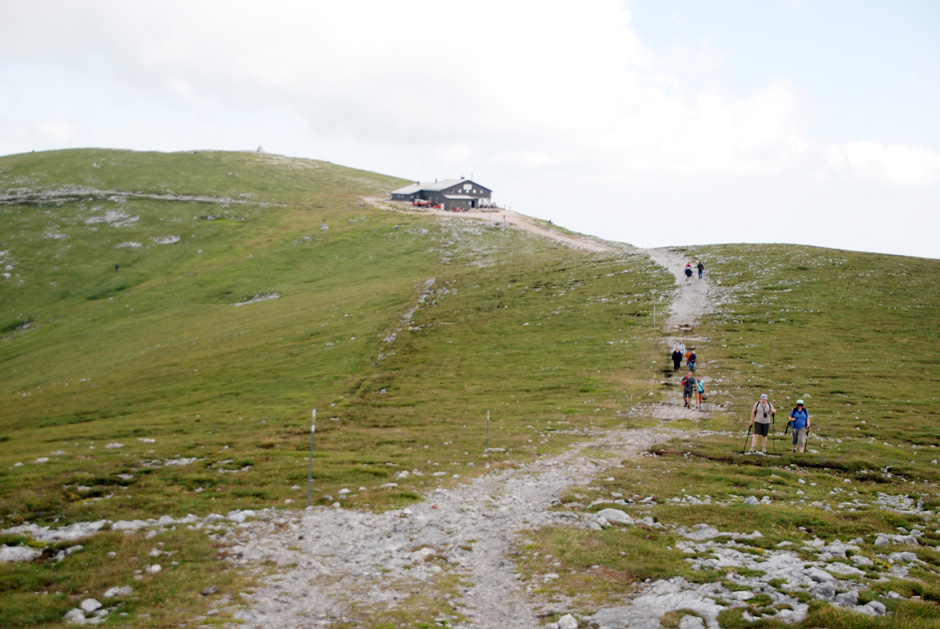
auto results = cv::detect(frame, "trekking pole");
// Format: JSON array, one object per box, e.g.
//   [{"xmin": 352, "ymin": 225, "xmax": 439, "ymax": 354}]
[{"xmin": 742, "ymin": 425, "xmax": 752, "ymax": 454}]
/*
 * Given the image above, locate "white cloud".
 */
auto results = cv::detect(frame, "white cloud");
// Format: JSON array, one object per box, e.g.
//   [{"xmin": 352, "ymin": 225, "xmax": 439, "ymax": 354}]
[
  {"xmin": 826, "ymin": 141, "xmax": 940, "ymax": 187},
  {"xmin": 1, "ymin": 1, "xmax": 938, "ymax": 257}
]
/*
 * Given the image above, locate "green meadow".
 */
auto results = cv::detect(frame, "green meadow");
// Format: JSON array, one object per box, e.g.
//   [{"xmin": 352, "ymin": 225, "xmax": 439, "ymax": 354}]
[
  {"xmin": 536, "ymin": 245, "xmax": 940, "ymax": 627},
  {"xmin": 0, "ymin": 149, "xmax": 670, "ymax": 626},
  {"xmin": 1, "ymin": 149, "xmax": 939, "ymax": 627}
]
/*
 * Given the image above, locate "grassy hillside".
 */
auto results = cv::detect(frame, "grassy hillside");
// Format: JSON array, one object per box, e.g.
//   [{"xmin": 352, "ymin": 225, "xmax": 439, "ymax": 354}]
[
  {"xmin": 0, "ymin": 149, "xmax": 670, "ymax": 626},
  {"xmin": 533, "ymin": 245, "xmax": 940, "ymax": 628},
  {"xmin": 3, "ymin": 149, "xmax": 938, "ymax": 628}
]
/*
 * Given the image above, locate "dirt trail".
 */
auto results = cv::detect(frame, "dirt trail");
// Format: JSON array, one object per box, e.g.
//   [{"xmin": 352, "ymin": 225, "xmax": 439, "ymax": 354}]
[{"xmin": 224, "ymin": 210, "xmax": 710, "ymax": 628}]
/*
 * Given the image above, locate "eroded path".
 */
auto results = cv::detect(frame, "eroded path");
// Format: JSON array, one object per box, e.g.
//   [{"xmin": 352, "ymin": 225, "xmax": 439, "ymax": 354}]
[{"xmin": 224, "ymin": 216, "xmax": 710, "ymax": 628}]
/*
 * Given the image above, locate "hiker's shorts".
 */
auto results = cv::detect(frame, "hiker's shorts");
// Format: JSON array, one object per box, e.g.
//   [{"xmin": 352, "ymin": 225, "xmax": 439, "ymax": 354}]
[
  {"xmin": 753, "ymin": 422, "xmax": 770, "ymax": 436},
  {"xmin": 793, "ymin": 428, "xmax": 807, "ymax": 448}
]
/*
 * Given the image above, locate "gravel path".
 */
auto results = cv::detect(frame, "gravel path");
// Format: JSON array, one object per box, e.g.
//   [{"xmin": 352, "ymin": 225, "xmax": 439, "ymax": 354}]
[{"xmin": 223, "ymin": 220, "xmax": 711, "ymax": 627}]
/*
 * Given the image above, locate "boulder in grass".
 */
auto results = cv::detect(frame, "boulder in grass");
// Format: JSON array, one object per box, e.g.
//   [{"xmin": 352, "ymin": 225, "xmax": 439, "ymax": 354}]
[
  {"xmin": 0, "ymin": 545, "xmax": 41, "ymax": 563},
  {"xmin": 596, "ymin": 509, "xmax": 634, "ymax": 526},
  {"xmin": 103, "ymin": 586, "xmax": 132, "ymax": 599},
  {"xmin": 64, "ymin": 609, "xmax": 86, "ymax": 624},
  {"xmin": 80, "ymin": 599, "xmax": 103, "ymax": 613}
]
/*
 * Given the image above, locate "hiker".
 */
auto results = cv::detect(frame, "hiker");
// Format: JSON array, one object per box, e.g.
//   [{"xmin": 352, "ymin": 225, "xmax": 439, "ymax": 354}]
[
  {"xmin": 687, "ymin": 348, "xmax": 697, "ymax": 371},
  {"xmin": 671, "ymin": 347, "xmax": 683, "ymax": 372},
  {"xmin": 788, "ymin": 399, "xmax": 811, "ymax": 453},
  {"xmin": 673, "ymin": 340, "xmax": 686, "ymax": 356},
  {"xmin": 681, "ymin": 371, "xmax": 697, "ymax": 408},
  {"xmin": 695, "ymin": 375, "xmax": 706, "ymax": 409},
  {"xmin": 748, "ymin": 393, "xmax": 776, "ymax": 455},
  {"xmin": 684, "ymin": 265, "xmax": 693, "ymax": 280},
  {"xmin": 697, "ymin": 262, "xmax": 704, "ymax": 279}
]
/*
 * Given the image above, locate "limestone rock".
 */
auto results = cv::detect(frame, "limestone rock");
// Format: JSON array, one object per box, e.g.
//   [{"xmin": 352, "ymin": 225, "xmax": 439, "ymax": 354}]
[
  {"xmin": 80, "ymin": 598, "xmax": 103, "ymax": 613},
  {"xmin": 596, "ymin": 509, "xmax": 634, "ymax": 526},
  {"xmin": 682, "ymin": 524, "xmax": 721, "ymax": 540},
  {"xmin": 64, "ymin": 609, "xmax": 86, "ymax": 624},
  {"xmin": 103, "ymin": 586, "xmax": 132, "ymax": 598},
  {"xmin": 0, "ymin": 545, "xmax": 41, "ymax": 563},
  {"xmin": 557, "ymin": 613, "xmax": 579, "ymax": 629},
  {"xmin": 678, "ymin": 615, "xmax": 706, "ymax": 629}
]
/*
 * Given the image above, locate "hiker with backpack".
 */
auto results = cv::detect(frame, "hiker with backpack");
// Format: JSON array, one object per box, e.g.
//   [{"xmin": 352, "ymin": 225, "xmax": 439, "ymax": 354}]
[
  {"xmin": 687, "ymin": 348, "xmax": 697, "ymax": 371},
  {"xmin": 684, "ymin": 264, "xmax": 693, "ymax": 281},
  {"xmin": 748, "ymin": 393, "xmax": 776, "ymax": 455},
  {"xmin": 695, "ymin": 375, "xmax": 706, "ymax": 410},
  {"xmin": 681, "ymin": 371, "xmax": 697, "ymax": 408},
  {"xmin": 788, "ymin": 399, "xmax": 811, "ymax": 453}
]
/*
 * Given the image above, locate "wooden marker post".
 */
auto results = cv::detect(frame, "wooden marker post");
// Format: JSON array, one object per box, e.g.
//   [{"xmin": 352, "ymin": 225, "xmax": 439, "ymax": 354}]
[{"xmin": 306, "ymin": 409, "xmax": 316, "ymax": 508}]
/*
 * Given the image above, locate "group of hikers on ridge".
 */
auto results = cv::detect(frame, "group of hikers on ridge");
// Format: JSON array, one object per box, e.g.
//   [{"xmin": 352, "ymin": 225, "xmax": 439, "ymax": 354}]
[
  {"xmin": 684, "ymin": 261, "xmax": 705, "ymax": 281},
  {"xmin": 672, "ymin": 340, "xmax": 704, "ymax": 410},
  {"xmin": 747, "ymin": 394, "xmax": 812, "ymax": 455},
  {"xmin": 670, "ymin": 340, "xmax": 813, "ymax": 453}
]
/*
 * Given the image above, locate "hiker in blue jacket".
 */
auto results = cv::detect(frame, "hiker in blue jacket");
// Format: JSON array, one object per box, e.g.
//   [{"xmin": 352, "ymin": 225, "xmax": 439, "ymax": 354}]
[{"xmin": 788, "ymin": 399, "xmax": 811, "ymax": 453}]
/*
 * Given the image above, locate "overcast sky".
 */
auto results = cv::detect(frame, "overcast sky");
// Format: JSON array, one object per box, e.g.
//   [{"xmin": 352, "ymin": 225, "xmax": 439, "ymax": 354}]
[{"xmin": 2, "ymin": 1, "xmax": 939, "ymax": 258}]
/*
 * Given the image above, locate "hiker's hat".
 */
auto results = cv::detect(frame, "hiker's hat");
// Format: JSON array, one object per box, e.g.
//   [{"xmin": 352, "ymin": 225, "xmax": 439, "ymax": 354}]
[
  {"xmin": 797, "ymin": 399, "xmax": 804, "ymax": 405},
  {"xmin": 761, "ymin": 394, "xmax": 768, "ymax": 399}
]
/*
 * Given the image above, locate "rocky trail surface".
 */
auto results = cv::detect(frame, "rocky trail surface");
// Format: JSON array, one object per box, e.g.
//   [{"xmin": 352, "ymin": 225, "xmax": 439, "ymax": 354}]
[{"xmin": 219, "ymin": 221, "xmax": 713, "ymax": 627}]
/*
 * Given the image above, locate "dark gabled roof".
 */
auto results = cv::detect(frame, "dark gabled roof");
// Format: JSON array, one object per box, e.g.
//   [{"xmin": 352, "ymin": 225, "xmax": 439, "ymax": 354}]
[{"xmin": 392, "ymin": 179, "xmax": 490, "ymax": 195}]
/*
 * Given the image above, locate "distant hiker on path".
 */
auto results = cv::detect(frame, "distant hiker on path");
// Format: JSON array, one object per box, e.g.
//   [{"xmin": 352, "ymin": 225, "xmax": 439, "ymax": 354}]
[
  {"xmin": 788, "ymin": 399, "xmax": 811, "ymax": 453},
  {"xmin": 671, "ymin": 347, "xmax": 683, "ymax": 372},
  {"xmin": 748, "ymin": 394, "xmax": 776, "ymax": 455},
  {"xmin": 682, "ymin": 371, "xmax": 697, "ymax": 408},
  {"xmin": 673, "ymin": 340, "xmax": 686, "ymax": 356},
  {"xmin": 684, "ymin": 264, "xmax": 693, "ymax": 281},
  {"xmin": 687, "ymin": 348, "xmax": 697, "ymax": 371},
  {"xmin": 695, "ymin": 375, "xmax": 706, "ymax": 410},
  {"xmin": 697, "ymin": 262, "xmax": 704, "ymax": 279}
]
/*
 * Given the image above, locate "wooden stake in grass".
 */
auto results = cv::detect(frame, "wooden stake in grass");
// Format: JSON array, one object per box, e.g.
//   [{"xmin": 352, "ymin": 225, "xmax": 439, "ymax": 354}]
[
  {"xmin": 486, "ymin": 409, "xmax": 490, "ymax": 451},
  {"xmin": 306, "ymin": 409, "xmax": 316, "ymax": 508}
]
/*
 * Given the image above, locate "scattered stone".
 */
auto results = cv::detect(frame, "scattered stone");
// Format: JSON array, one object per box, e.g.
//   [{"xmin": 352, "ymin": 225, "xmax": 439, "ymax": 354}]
[
  {"xmin": 146, "ymin": 564, "xmax": 162, "ymax": 574},
  {"xmin": 596, "ymin": 509, "xmax": 634, "ymax": 526},
  {"xmin": 682, "ymin": 524, "xmax": 721, "ymax": 540},
  {"xmin": 0, "ymin": 545, "xmax": 41, "ymax": 563},
  {"xmin": 743, "ymin": 496, "xmax": 759, "ymax": 505},
  {"xmin": 201, "ymin": 585, "xmax": 220, "ymax": 596},
  {"xmin": 826, "ymin": 562, "xmax": 865, "ymax": 576},
  {"xmin": 811, "ymin": 583, "xmax": 837, "ymax": 601},
  {"xmin": 834, "ymin": 590, "xmax": 859, "ymax": 606},
  {"xmin": 80, "ymin": 598, "xmax": 103, "ymax": 613},
  {"xmin": 855, "ymin": 600, "xmax": 887, "ymax": 616},
  {"xmin": 888, "ymin": 551, "xmax": 918, "ymax": 563},
  {"xmin": 105, "ymin": 443, "xmax": 124, "ymax": 449},
  {"xmin": 103, "ymin": 586, "xmax": 132, "ymax": 598},
  {"xmin": 64, "ymin": 608, "xmax": 86, "ymax": 624},
  {"xmin": 557, "ymin": 613, "xmax": 579, "ymax": 629},
  {"xmin": 806, "ymin": 567, "xmax": 836, "ymax": 583}
]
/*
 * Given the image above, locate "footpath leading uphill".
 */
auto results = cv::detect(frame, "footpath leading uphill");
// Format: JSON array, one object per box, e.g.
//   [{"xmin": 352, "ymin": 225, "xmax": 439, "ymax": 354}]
[{"xmin": 219, "ymin": 224, "xmax": 715, "ymax": 628}]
